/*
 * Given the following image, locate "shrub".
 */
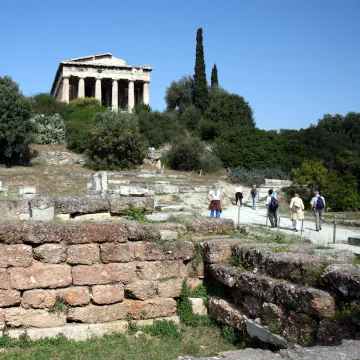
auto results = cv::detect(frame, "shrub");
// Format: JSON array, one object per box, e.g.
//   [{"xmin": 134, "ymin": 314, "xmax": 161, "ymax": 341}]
[
  {"xmin": 30, "ymin": 114, "xmax": 66, "ymax": 144},
  {"xmin": 30, "ymin": 93, "xmax": 69, "ymax": 117},
  {"xmin": 143, "ymin": 320, "xmax": 181, "ymax": 340},
  {"xmin": 229, "ymin": 167, "xmax": 289, "ymax": 185},
  {"xmin": 86, "ymin": 112, "xmax": 147, "ymax": 170}
]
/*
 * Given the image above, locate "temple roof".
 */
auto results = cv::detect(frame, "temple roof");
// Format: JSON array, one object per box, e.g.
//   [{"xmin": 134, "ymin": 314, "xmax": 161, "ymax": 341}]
[{"xmin": 62, "ymin": 53, "xmax": 127, "ymax": 67}]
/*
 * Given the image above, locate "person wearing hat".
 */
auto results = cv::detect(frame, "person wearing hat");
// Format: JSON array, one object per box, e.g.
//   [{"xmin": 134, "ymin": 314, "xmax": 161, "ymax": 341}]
[
  {"xmin": 290, "ymin": 193, "xmax": 305, "ymax": 232},
  {"xmin": 248, "ymin": 184, "xmax": 259, "ymax": 210},
  {"xmin": 207, "ymin": 184, "xmax": 221, "ymax": 218}
]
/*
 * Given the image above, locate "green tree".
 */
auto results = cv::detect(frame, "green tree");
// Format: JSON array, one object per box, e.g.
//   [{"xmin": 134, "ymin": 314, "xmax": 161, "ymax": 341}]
[
  {"xmin": 194, "ymin": 28, "xmax": 209, "ymax": 114},
  {"xmin": 0, "ymin": 76, "xmax": 34, "ymax": 165},
  {"xmin": 179, "ymin": 105, "xmax": 202, "ymax": 132},
  {"xmin": 211, "ymin": 63, "xmax": 218, "ymax": 87},
  {"xmin": 30, "ymin": 93, "xmax": 69, "ymax": 117},
  {"xmin": 86, "ymin": 112, "xmax": 147, "ymax": 170},
  {"xmin": 165, "ymin": 76, "xmax": 194, "ymax": 112}
]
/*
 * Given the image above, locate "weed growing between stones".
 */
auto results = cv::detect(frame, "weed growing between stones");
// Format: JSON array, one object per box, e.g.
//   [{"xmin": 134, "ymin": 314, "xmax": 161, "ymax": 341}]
[
  {"xmin": 332, "ymin": 302, "xmax": 360, "ymax": 325},
  {"xmin": 266, "ymin": 320, "xmax": 283, "ymax": 335},
  {"xmin": 143, "ymin": 319, "xmax": 181, "ymax": 340},
  {"xmin": 353, "ymin": 255, "xmax": 360, "ymax": 266},
  {"xmin": 48, "ymin": 296, "xmax": 68, "ymax": 315},
  {"xmin": 126, "ymin": 312, "xmax": 138, "ymax": 334},
  {"xmin": 121, "ymin": 206, "xmax": 146, "ymax": 222}
]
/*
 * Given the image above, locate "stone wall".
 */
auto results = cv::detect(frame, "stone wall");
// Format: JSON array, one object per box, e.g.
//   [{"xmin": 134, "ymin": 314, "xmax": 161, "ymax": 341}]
[{"xmin": 30, "ymin": 150, "xmax": 85, "ymax": 166}]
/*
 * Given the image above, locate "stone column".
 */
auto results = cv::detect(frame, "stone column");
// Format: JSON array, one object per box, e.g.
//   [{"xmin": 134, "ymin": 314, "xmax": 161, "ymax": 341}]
[
  {"xmin": 78, "ymin": 77, "xmax": 85, "ymax": 98},
  {"xmin": 143, "ymin": 82, "xmax": 150, "ymax": 105},
  {"xmin": 112, "ymin": 79, "xmax": 118, "ymax": 111},
  {"xmin": 62, "ymin": 77, "xmax": 70, "ymax": 103},
  {"xmin": 128, "ymin": 80, "xmax": 135, "ymax": 112},
  {"xmin": 95, "ymin": 78, "xmax": 102, "ymax": 103}
]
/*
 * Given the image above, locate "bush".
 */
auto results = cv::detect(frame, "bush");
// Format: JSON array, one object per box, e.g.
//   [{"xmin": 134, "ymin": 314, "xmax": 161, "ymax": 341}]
[
  {"xmin": 86, "ymin": 112, "xmax": 147, "ymax": 170},
  {"xmin": 30, "ymin": 93, "xmax": 69, "ymax": 117},
  {"xmin": 30, "ymin": 114, "xmax": 66, "ymax": 144},
  {"xmin": 229, "ymin": 167, "xmax": 289, "ymax": 186}
]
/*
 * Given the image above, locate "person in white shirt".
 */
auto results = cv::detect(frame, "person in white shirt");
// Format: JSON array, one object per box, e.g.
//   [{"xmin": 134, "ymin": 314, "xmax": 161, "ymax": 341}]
[
  {"xmin": 310, "ymin": 191, "xmax": 326, "ymax": 231},
  {"xmin": 234, "ymin": 184, "xmax": 243, "ymax": 206},
  {"xmin": 207, "ymin": 184, "xmax": 221, "ymax": 218},
  {"xmin": 290, "ymin": 193, "xmax": 305, "ymax": 232}
]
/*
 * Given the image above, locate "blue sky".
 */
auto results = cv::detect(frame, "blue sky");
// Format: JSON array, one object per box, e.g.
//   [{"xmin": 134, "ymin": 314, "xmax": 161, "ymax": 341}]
[{"xmin": 1, "ymin": 0, "xmax": 359, "ymax": 130}]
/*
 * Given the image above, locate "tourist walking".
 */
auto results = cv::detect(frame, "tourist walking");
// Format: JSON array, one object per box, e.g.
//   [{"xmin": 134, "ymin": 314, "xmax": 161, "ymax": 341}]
[
  {"xmin": 208, "ymin": 184, "xmax": 221, "ymax": 218},
  {"xmin": 249, "ymin": 185, "xmax": 259, "ymax": 210},
  {"xmin": 234, "ymin": 184, "xmax": 243, "ymax": 206},
  {"xmin": 290, "ymin": 193, "xmax": 304, "ymax": 232},
  {"xmin": 310, "ymin": 191, "xmax": 325, "ymax": 231},
  {"xmin": 266, "ymin": 189, "xmax": 279, "ymax": 228}
]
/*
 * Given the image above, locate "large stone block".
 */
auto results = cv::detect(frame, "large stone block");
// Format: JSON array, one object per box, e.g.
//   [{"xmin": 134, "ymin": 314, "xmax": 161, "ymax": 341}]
[
  {"xmin": 92, "ymin": 284, "xmax": 124, "ymax": 305},
  {"xmin": 0, "ymin": 244, "xmax": 33, "ymax": 267},
  {"xmin": 202, "ymin": 239, "xmax": 238, "ymax": 264},
  {"xmin": 124, "ymin": 220, "xmax": 161, "ymax": 242},
  {"xmin": 208, "ymin": 298, "xmax": 247, "ymax": 330},
  {"xmin": 209, "ymin": 264, "xmax": 243, "ymax": 287},
  {"xmin": 262, "ymin": 302, "xmax": 286, "ymax": 323},
  {"xmin": 136, "ymin": 260, "xmax": 187, "ymax": 281},
  {"xmin": 283, "ymin": 311, "xmax": 317, "ymax": 346},
  {"xmin": 0, "ymin": 269, "xmax": 9, "ymax": 289},
  {"xmin": 274, "ymin": 283, "xmax": 335, "ymax": 319},
  {"xmin": 124, "ymin": 280, "xmax": 158, "ymax": 300},
  {"xmin": 316, "ymin": 319, "xmax": 354, "ymax": 346},
  {"xmin": 30, "ymin": 197, "xmax": 55, "ymax": 221},
  {"xmin": 108, "ymin": 197, "xmax": 154, "ymax": 214},
  {"xmin": 0, "ymin": 290, "xmax": 20, "ymax": 307},
  {"xmin": 186, "ymin": 218, "xmax": 235, "ymax": 234},
  {"xmin": 126, "ymin": 298, "xmax": 177, "ymax": 319},
  {"xmin": 157, "ymin": 278, "xmax": 183, "ymax": 298},
  {"xmin": 0, "ymin": 200, "xmax": 29, "ymax": 220},
  {"xmin": 10, "ymin": 263, "xmax": 72, "ymax": 290},
  {"xmin": 54, "ymin": 195, "xmax": 109, "ymax": 215},
  {"xmin": 5, "ymin": 307, "xmax": 66, "ymax": 328},
  {"xmin": 100, "ymin": 243, "xmax": 135, "ymax": 263},
  {"xmin": 33, "ymin": 244, "xmax": 67, "ymax": 264},
  {"xmin": 67, "ymin": 244, "xmax": 100, "ymax": 265},
  {"xmin": 72, "ymin": 263, "xmax": 136, "ymax": 286}
]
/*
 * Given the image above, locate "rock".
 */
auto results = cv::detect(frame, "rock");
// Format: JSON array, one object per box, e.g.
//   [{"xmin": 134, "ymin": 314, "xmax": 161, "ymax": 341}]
[
  {"xmin": 262, "ymin": 302, "xmax": 286, "ymax": 323},
  {"xmin": 72, "ymin": 263, "xmax": 136, "ymax": 286},
  {"xmin": 243, "ymin": 295, "xmax": 263, "ymax": 318},
  {"xmin": 145, "ymin": 212, "xmax": 192, "ymax": 222},
  {"xmin": 92, "ymin": 285, "xmax": 124, "ymax": 305},
  {"xmin": 322, "ymin": 264, "xmax": 360, "ymax": 299},
  {"xmin": 33, "ymin": 244, "xmax": 67, "ymax": 264},
  {"xmin": 156, "ymin": 205, "xmax": 184, "ymax": 212},
  {"xmin": 0, "ymin": 269, "xmax": 10, "ymax": 289},
  {"xmin": 208, "ymin": 298, "xmax": 247, "ymax": 329},
  {"xmin": 209, "ymin": 264, "xmax": 243, "ymax": 287},
  {"xmin": 157, "ymin": 278, "xmax": 183, "ymax": 298},
  {"xmin": 89, "ymin": 171, "xmax": 108, "ymax": 195},
  {"xmin": 10, "ymin": 263, "xmax": 72, "ymax": 290},
  {"xmin": 188, "ymin": 298, "xmax": 207, "ymax": 315},
  {"xmin": 100, "ymin": 243, "xmax": 135, "ymax": 263},
  {"xmin": 30, "ymin": 150, "xmax": 85, "ymax": 166},
  {"xmin": 30, "ymin": 197, "xmax": 55, "ymax": 221},
  {"xmin": 56, "ymin": 214, "xmax": 70, "ymax": 221},
  {"xmin": 283, "ymin": 311, "xmax": 317, "ymax": 346},
  {"xmin": 186, "ymin": 218, "xmax": 235, "ymax": 234},
  {"xmin": 126, "ymin": 298, "xmax": 177, "ymax": 319},
  {"xmin": 136, "ymin": 260, "xmax": 187, "ymax": 281},
  {"xmin": 109, "ymin": 186, "xmax": 154, "ymax": 197},
  {"xmin": 153, "ymin": 184, "xmax": 179, "ymax": 194},
  {"xmin": 314, "ymin": 249, "xmax": 355, "ymax": 264},
  {"xmin": 159, "ymin": 230, "xmax": 178, "ymax": 242},
  {"xmin": 202, "ymin": 239, "xmax": 238, "ymax": 264},
  {"xmin": 246, "ymin": 319, "xmax": 288, "ymax": 348},
  {"xmin": 108, "ymin": 197, "xmax": 154, "ymax": 214},
  {"xmin": 124, "ymin": 280, "xmax": 158, "ymax": 300},
  {"xmin": 67, "ymin": 244, "xmax": 100, "ymax": 265},
  {"xmin": 316, "ymin": 319, "xmax": 354, "ymax": 346},
  {"xmin": 73, "ymin": 213, "xmax": 111, "ymax": 221},
  {"xmin": 19, "ymin": 186, "xmax": 37, "ymax": 199},
  {"xmin": 0, "ymin": 200, "xmax": 29, "ymax": 220},
  {"xmin": 0, "ymin": 290, "xmax": 21, "ymax": 307},
  {"xmin": 0, "ymin": 244, "xmax": 33, "ymax": 267},
  {"xmin": 156, "ymin": 223, "xmax": 187, "ymax": 234},
  {"xmin": 55, "ymin": 195, "xmax": 109, "ymax": 215},
  {"xmin": 5, "ymin": 307, "xmax": 67, "ymax": 328}
]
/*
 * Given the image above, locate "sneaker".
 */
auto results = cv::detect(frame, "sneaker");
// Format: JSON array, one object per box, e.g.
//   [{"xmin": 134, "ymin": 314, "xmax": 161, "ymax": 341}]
[{"xmin": 316, "ymin": 230, "xmax": 319, "ymax": 232}]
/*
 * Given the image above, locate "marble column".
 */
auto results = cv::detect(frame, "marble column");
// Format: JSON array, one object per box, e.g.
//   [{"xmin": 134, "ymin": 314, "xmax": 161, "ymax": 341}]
[
  {"xmin": 62, "ymin": 76, "xmax": 70, "ymax": 103},
  {"xmin": 95, "ymin": 78, "xmax": 102, "ymax": 103},
  {"xmin": 112, "ymin": 79, "xmax": 118, "ymax": 111},
  {"xmin": 143, "ymin": 82, "xmax": 150, "ymax": 105},
  {"xmin": 78, "ymin": 77, "xmax": 85, "ymax": 98},
  {"xmin": 128, "ymin": 80, "xmax": 135, "ymax": 112}
]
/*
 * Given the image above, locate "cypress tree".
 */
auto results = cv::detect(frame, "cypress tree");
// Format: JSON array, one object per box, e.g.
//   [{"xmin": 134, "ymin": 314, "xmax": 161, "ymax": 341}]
[
  {"xmin": 211, "ymin": 63, "xmax": 218, "ymax": 87},
  {"xmin": 194, "ymin": 28, "xmax": 209, "ymax": 114}
]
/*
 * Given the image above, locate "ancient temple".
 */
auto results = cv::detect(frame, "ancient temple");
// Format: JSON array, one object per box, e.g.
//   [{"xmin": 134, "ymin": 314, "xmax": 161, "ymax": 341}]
[{"xmin": 50, "ymin": 53, "xmax": 153, "ymax": 112}]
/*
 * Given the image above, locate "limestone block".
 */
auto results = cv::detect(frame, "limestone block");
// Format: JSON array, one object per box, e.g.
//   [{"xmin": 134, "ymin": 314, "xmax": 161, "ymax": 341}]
[
  {"xmin": 100, "ymin": 243, "xmax": 135, "ymax": 263},
  {"xmin": 67, "ymin": 244, "xmax": 100, "ymax": 265},
  {"xmin": 157, "ymin": 223, "xmax": 187, "ymax": 234},
  {"xmin": 92, "ymin": 284, "xmax": 124, "ymax": 305},
  {"xmin": 185, "ymin": 218, "xmax": 235, "ymax": 234},
  {"xmin": 55, "ymin": 195, "xmax": 109, "ymax": 215},
  {"xmin": 72, "ymin": 263, "xmax": 136, "ymax": 286},
  {"xmin": 159, "ymin": 230, "xmax": 179, "ymax": 242},
  {"xmin": 124, "ymin": 280, "xmax": 158, "ymax": 300},
  {"xmin": 156, "ymin": 205, "xmax": 184, "ymax": 212},
  {"xmin": 9, "ymin": 263, "xmax": 72, "ymax": 290},
  {"xmin": 208, "ymin": 298, "xmax": 247, "ymax": 330},
  {"xmin": 5, "ymin": 307, "xmax": 66, "ymax": 328},
  {"xmin": 90, "ymin": 171, "xmax": 108, "ymax": 194},
  {"xmin": 202, "ymin": 239, "xmax": 238, "ymax": 264},
  {"xmin": 188, "ymin": 298, "xmax": 207, "ymax": 315},
  {"xmin": 73, "ymin": 213, "xmax": 111, "ymax": 221},
  {"xmin": 19, "ymin": 186, "xmax": 37, "ymax": 196},
  {"xmin": 108, "ymin": 197, "xmax": 154, "ymax": 214},
  {"xmin": 243, "ymin": 295, "xmax": 263, "ymax": 318},
  {"xmin": 0, "ymin": 290, "xmax": 21, "ymax": 307},
  {"xmin": 157, "ymin": 278, "xmax": 183, "ymax": 298},
  {"xmin": 30, "ymin": 197, "xmax": 55, "ymax": 221},
  {"xmin": 262, "ymin": 302, "xmax": 286, "ymax": 323},
  {"xmin": 0, "ymin": 244, "xmax": 33, "ymax": 267},
  {"xmin": 145, "ymin": 212, "xmax": 192, "ymax": 222},
  {"xmin": 0, "ymin": 269, "xmax": 10, "ymax": 289},
  {"xmin": 33, "ymin": 244, "xmax": 67, "ymax": 264},
  {"xmin": 209, "ymin": 264, "xmax": 243, "ymax": 288},
  {"xmin": 55, "ymin": 214, "xmax": 70, "ymax": 221},
  {"xmin": 136, "ymin": 260, "xmax": 187, "ymax": 281},
  {"xmin": 111, "ymin": 186, "xmax": 154, "ymax": 197},
  {"xmin": 0, "ymin": 200, "xmax": 29, "ymax": 220},
  {"xmin": 126, "ymin": 298, "xmax": 177, "ymax": 319},
  {"xmin": 153, "ymin": 183, "xmax": 179, "ymax": 194}
]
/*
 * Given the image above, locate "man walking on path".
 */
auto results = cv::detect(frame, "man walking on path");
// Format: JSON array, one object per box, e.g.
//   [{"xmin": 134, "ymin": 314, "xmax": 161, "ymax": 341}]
[
  {"xmin": 235, "ymin": 184, "xmax": 243, "ymax": 206},
  {"xmin": 290, "ymin": 193, "xmax": 305, "ymax": 232},
  {"xmin": 310, "ymin": 191, "xmax": 325, "ymax": 231},
  {"xmin": 249, "ymin": 185, "xmax": 259, "ymax": 210},
  {"xmin": 266, "ymin": 189, "xmax": 279, "ymax": 228}
]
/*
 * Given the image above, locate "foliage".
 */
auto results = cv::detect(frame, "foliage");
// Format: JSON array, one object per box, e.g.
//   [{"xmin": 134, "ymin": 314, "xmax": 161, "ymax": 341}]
[
  {"xmin": 143, "ymin": 320, "xmax": 181, "ymax": 340},
  {"xmin": 179, "ymin": 104, "xmax": 202, "ymax": 131},
  {"xmin": 30, "ymin": 113, "xmax": 66, "ymax": 144},
  {"xmin": 121, "ymin": 206, "xmax": 146, "ymax": 222},
  {"xmin": 133, "ymin": 103, "xmax": 152, "ymax": 114},
  {"xmin": 86, "ymin": 111, "xmax": 147, "ymax": 170},
  {"xmin": 211, "ymin": 63, "xmax": 218, "ymax": 87},
  {"xmin": 30, "ymin": 93, "xmax": 69, "ymax": 117},
  {"xmin": 48, "ymin": 296, "xmax": 68, "ymax": 315},
  {"xmin": 194, "ymin": 28, "xmax": 209, "ymax": 114},
  {"xmin": 229, "ymin": 167, "xmax": 288, "ymax": 186},
  {"xmin": 165, "ymin": 76, "xmax": 194, "ymax": 112},
  {"xmin": 0, "ymin": 76, "xmax": 34, "ymax": 165}
]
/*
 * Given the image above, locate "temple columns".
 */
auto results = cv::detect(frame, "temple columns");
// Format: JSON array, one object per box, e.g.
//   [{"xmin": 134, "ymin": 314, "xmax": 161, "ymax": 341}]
[
  {"xmin": 128, "ymin": 80, "xmax": 135, "ymax": 112},
  {"xmin": 95, "ymin": 78, "xmax": 102, "ymax": 103},
  {"xmin": 62, "ymin": 77, "xmax": 70, "ymax": 103},
  {"xmin": 78, "ymin": 77, "xmax": 85, "ymax": 98},
  {"xmin": 143, "ymin": 82, "xmax": 150, "ymax": 105},
  {"xmin": 112, "ymin": 79, "xmax": 118, "ymax": 111}
]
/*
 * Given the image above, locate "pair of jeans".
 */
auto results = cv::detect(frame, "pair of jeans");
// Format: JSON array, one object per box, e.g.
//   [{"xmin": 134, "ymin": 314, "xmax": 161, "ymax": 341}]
[
  {"xmin": 210, "ymin": 210, "xmax": 221, "ymax": 218},
  {"xmin": 235, "ymin": 192, "xmax": 243, "ymax": 206},
  {"xmin": 268, "ymin": 209, "xmax": 277, "ymax": 227},
  {"xmin": 252, "ymin": 196, "xmax": 257, "ymax": 209}
]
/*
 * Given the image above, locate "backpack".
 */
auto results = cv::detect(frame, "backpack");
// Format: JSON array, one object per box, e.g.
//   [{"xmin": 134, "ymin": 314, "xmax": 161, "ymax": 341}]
[
  {"xmin": 270, "ymin": 196, "xmax": 279, "ymax": 210},
  {"xmin": 251, "ymin": 188, "xmax": 257, "ymax": 196},
  {"xmin": 316, "ymin": 196, "xmax": 325, "ymax": 209}
]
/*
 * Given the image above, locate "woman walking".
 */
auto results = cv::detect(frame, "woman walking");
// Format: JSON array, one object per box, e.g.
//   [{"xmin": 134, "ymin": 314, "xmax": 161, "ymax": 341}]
[
  {"xmin": 290, "ymin": 193, "xmax": 305, "ymax": 232},
  {"xmin": 208, "ymin": 184, "xmax": 221, "ymax": 218}
]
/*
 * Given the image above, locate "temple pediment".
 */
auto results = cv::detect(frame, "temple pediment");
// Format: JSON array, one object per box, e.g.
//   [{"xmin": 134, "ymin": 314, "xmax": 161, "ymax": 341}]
[{"xmin": 63, "ymin": 53, "xmax": 127, "ymax": 67}]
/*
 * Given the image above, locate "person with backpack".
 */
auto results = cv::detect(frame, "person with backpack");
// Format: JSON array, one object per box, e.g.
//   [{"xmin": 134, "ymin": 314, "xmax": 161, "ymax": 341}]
[
  {"xmin": 290, "ymin": 193, "xmax": 305, "ymax": 232},
  {"xmin": 248, "ymin": 185, "xmax": 259, "ymax": 210},
  {"xmin": 266, "ymin": 189, "xmax": 279, "ymax": 228},
  {"xmin": 310, "ymin": 191, "xmax": 325, "ymax": 231}
]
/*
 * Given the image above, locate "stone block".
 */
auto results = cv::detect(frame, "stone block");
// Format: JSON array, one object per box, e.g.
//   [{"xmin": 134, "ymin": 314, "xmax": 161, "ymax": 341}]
[
  {"xmin": 159, "ymin": 230, "xmax": 178, "ymax": 242},
  {"xmin": 90, "ymin": 171, "xmax": 107, "ymax": 194},
  {"xmin": 156, "ymin": 205, "xmax": 184, "ymax": 212},
  {"xmin": 10, "ymin": 263, "xmax": 72, "ymax": 290},
  {"xmin": 19, "ymin": 186, "xmax": 36, "ymax": 196},
  {"xmin": 136, "ymin": 260, "xmax": 187, "ymax": 281},
  {"xmin": 243, "ymin": 295, "xmax": 263, "ymax": 318},
  {"xmin": 153, "ymin": 184, "xmax": 179, "ymax": 194},
  {"xmin": 208, "ymin": 298, "xmax": 247, "ymax": 330},
  {"xmin": 274, "ymin": 283, "xmax": 335, "ymax": 319},
  {"xmin": 30, "ymin": 197, "xmax": 55, "ymax": 221},
  {"xmin": 0, "ymin": 244, "xmax": 33, "ymax": 267},
  {"xmin": 186, "ymin": 218, "xmax": 235, "ymax": 234},
  {"xmin": 67, "ymin": 244, "xmax": 100, "ymax": 265},
  {"xmin": 33, "ymin": 244, "xmax": 67, "ymax": 264},
  {"xmin": 316, "ymin": 319, "xmax": 354, "ymax": 346},
  {"xmin": 145, "ymin": 212, "xmax": 192, "ymax": 222},
  {"xmin": 110, "ymin": 186, "xmax": 154, "ymax": 197},
  {"xmin": 314, "ymin": 249, "xmax": 354, "ymax": 264},
  {"xmin": 5, "ymin": 307, "xmax": 66, "ymax": 328},
  {"xmin": 72, "ymin": 263, "xmax": 136, "ymax": 286},
  {"xmin": 157, "ymin": 223, "xmax": 187, "ymax": 234},
  {"xmin": 55, "ymin": 214, "xmax": 70, "ymax": 221},
  {"xmin": 283, "ymin": 311, "xmax": 317, "ymax": 346},
  {"xmin": 54, "ymin": 195, "xmax": 109, "ymax": 215},
  {"xmin": 262, "ymin": 302, "xmax": 286, "ymax": 323},
  {"xmin": 108, "ymin": 197, "xmax": 154, "ymax": 214},
  {"xmin": 0, "ymin": 290, "xmax": 20, "ymax": 307},
  {"xmin": 100, "ymin": 243, "xmax": 135, "ymax": 263},
  {"xmin": 209, "ymin": 264, "xmax": 243, "ymax": 287},
  {"xmin": 0, "ymin": 269, "xmax": 9, "ymax": 289},
  {"xmin": 202, "ymin": 239, "xmax": 238, "ymax": 264},
  {"xmin": 188, "ymin": 297, "xmax": 207, "ymax": 315},
  {"xmin": 0, "ymin": 200, "xmax": 30, "ymax": 220},
  {"xmin": 126, "ymin": 298, "xmax": 177, "ymax": 319},
  {"xmin": 92, "ymin": 284, "xmax": 124, "ymax": 305},
  {"xmin": 157, "ymin": 278, "xmax": 183, "ymax": 298},
  {"xmin": 124, "ymin": 280, "xmax": 158, "ymax": 300},
  {"xmin": 73, "ymin": 213, "xmax": 111, "ymax": 221}
]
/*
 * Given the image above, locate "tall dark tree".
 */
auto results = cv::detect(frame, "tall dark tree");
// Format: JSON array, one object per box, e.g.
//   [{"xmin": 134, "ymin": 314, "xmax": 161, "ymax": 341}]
[
  {"xmin": 211, "ymin": 63, "xmax": 218, "ymax": 87},
  {"xmin": 194, "ymin": 28, "xmax": 209, "ymax": 114}
]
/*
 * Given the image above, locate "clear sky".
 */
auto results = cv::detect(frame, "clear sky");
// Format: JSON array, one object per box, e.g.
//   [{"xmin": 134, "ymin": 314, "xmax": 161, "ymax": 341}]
[{"xmin": 1, "ymin": 0, "xmax": 359, "ymax": 130}]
